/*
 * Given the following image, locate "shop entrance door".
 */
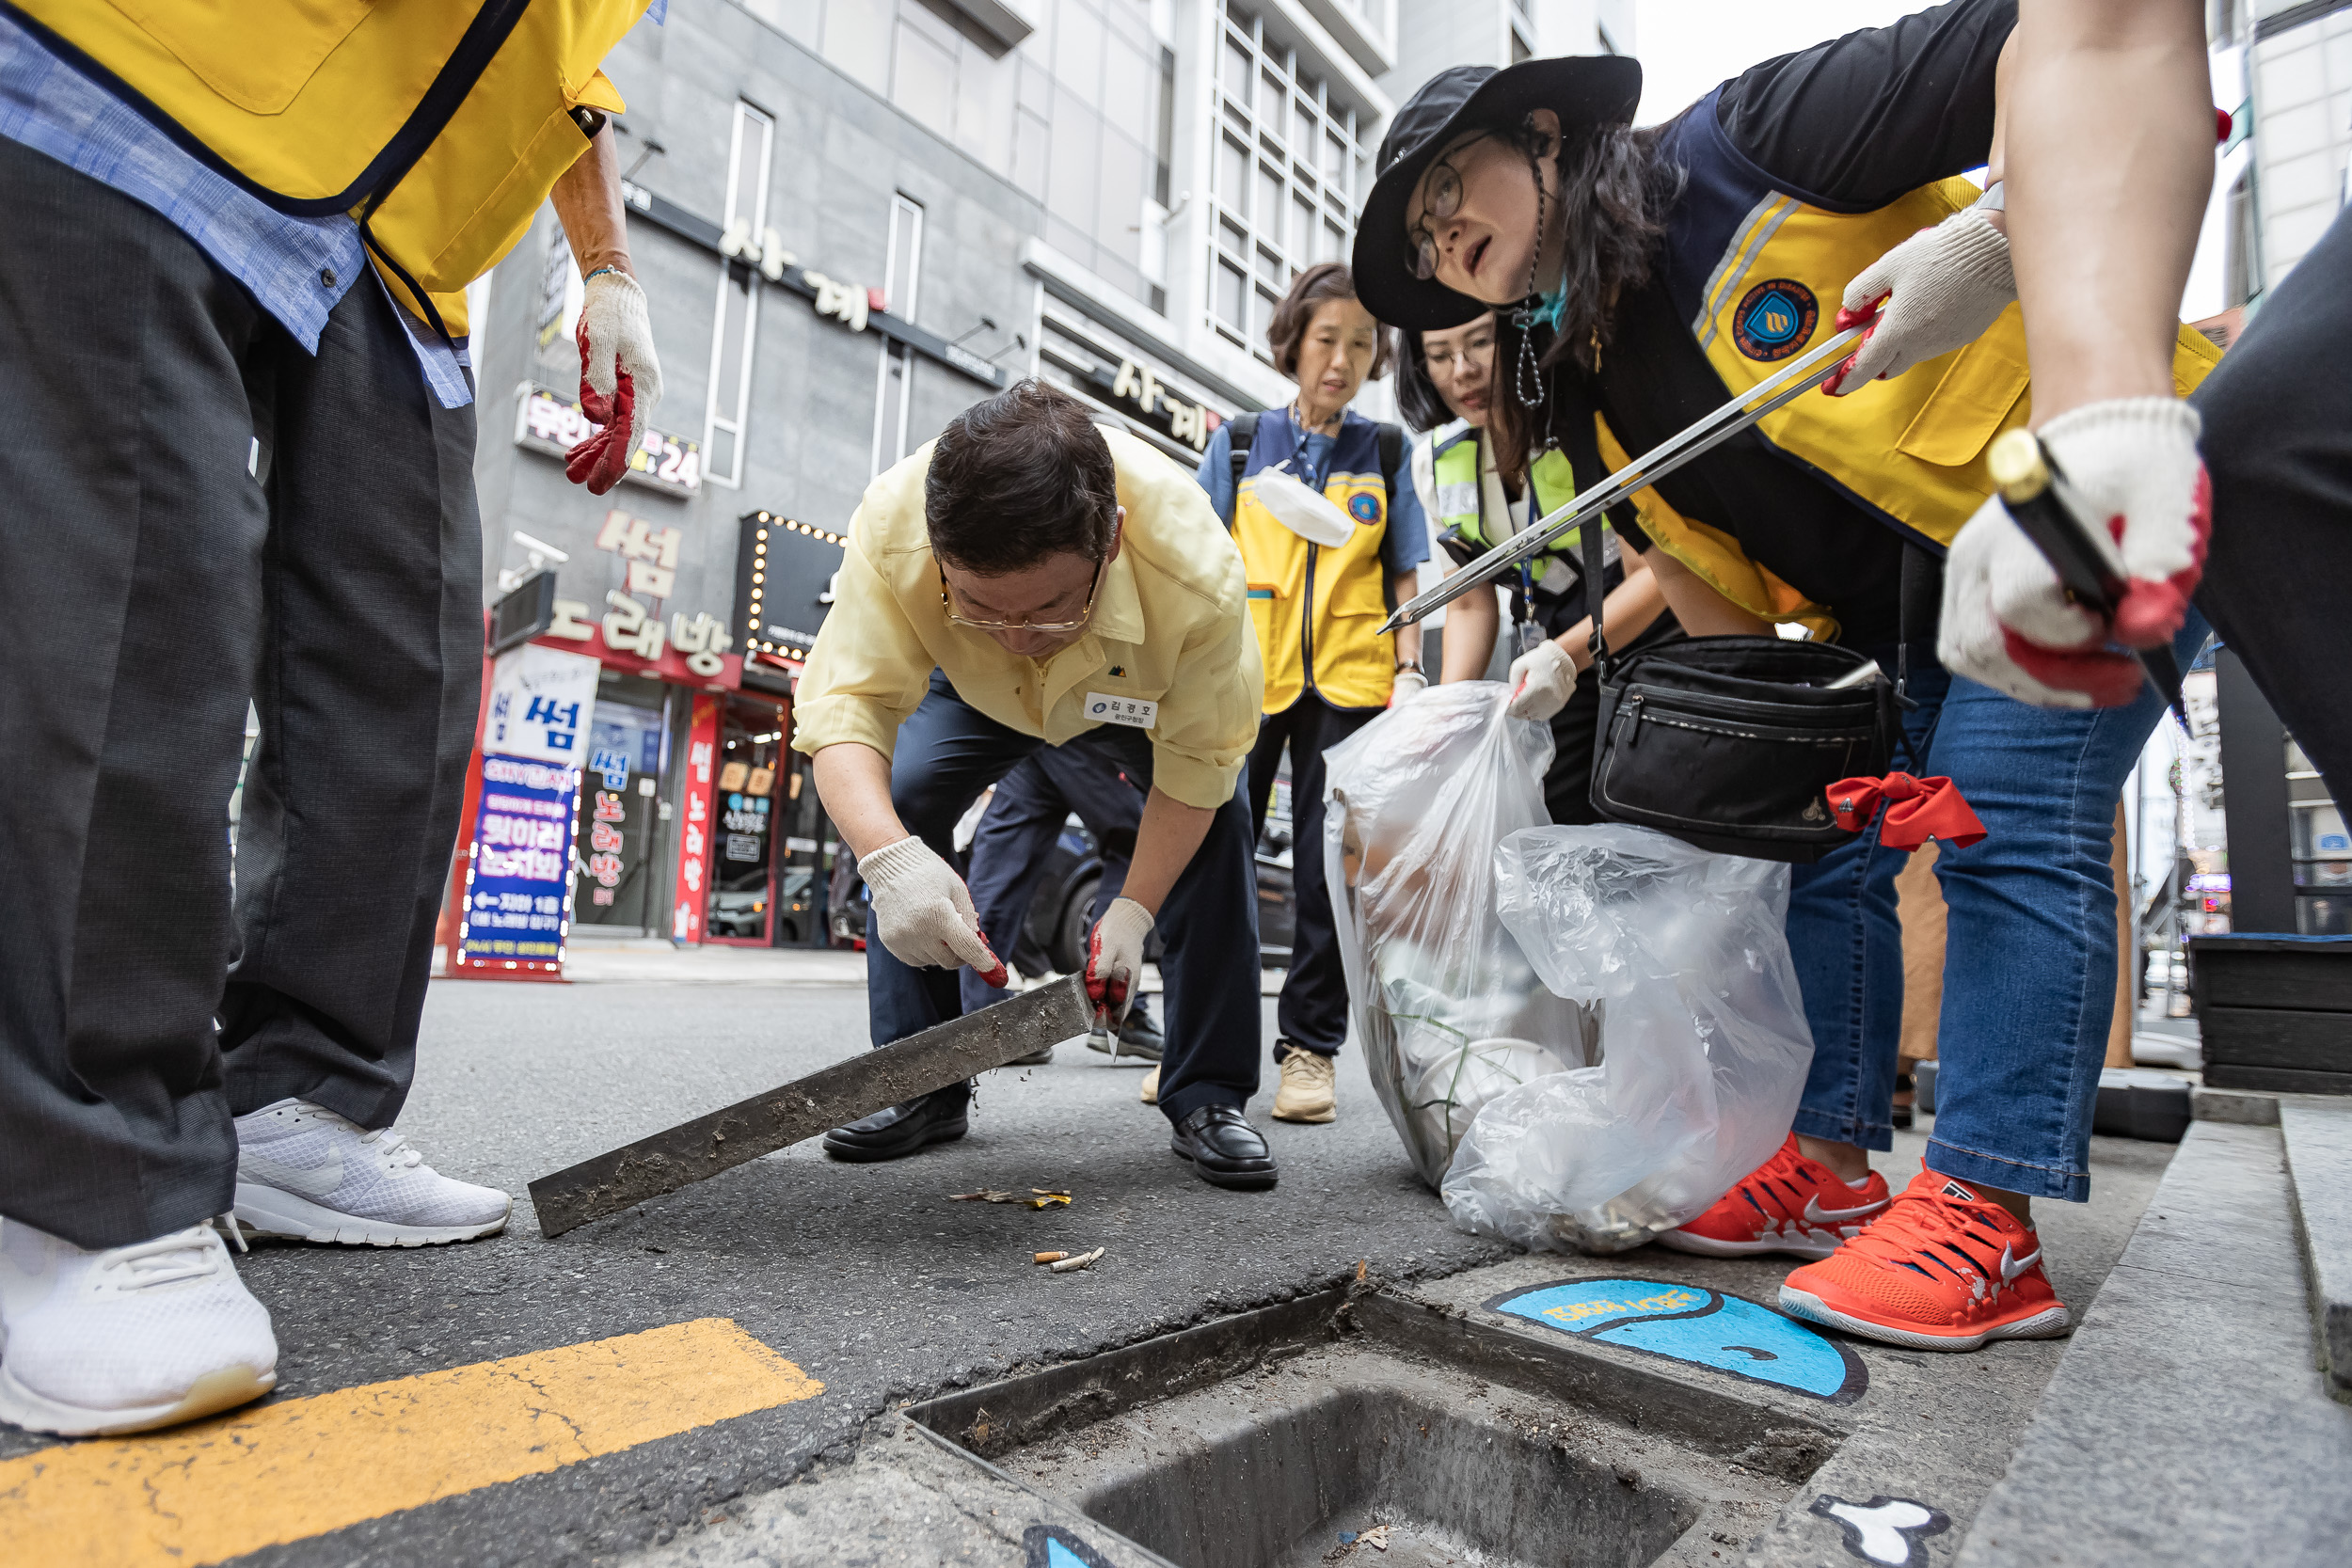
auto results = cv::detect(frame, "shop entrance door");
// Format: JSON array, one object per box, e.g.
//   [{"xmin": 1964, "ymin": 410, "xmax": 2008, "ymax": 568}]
[
  {"xmin": 575, "ymin": 678, "xmax": 669, "ymax": 933},
  {"xmin": 707, "ymin": 696, "xmax": 785, "ymax": 944}
]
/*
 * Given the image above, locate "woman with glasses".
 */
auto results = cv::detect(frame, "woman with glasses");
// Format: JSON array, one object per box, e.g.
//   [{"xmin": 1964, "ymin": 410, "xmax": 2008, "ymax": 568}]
[
  {"xmin": 1395, "ymin": 308, "xmax": 1677, "ymax": 826},
  {"xmin": 1188, "ymin": 261, "xmax": 1429, "ymax": 1128},
  {"xmin": 1352, "ymin": 4, "xmax": 2222, "ymax": 1354}
]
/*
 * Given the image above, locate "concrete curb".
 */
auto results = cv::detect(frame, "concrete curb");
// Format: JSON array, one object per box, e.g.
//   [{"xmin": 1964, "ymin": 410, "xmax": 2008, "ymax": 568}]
[{"xmin": 2280, "ymin": 1101, "xmax": 2352, "ymax": 1399}]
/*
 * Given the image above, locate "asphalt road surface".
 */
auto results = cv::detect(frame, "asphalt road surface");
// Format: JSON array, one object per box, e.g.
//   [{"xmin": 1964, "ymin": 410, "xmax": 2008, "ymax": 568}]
[{"xmin": 0, "ymin": 950, "xmax": 2171, "ymax": 1568}]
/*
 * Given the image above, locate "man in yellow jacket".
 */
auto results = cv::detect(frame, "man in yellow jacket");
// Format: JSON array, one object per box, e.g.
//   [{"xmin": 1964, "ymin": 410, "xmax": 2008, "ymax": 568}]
[
  {"xmin": 0, "ymin": 3, "xmax": 660, "ymax": 1436},
  {"xmin": 795, "ymin": 381, "xmax": 1277, "ymax": 1196}
]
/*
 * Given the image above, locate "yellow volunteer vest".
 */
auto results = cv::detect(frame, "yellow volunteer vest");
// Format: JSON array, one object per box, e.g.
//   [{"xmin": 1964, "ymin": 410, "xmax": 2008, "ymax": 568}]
[
  {"xmin": 20, "ymin": 0, "xmax": 645, "ymax": 337},
  {"xmin": 1232, "ymin": 417, "xmax": 1398, "ymax": 712},
  {"xmin": 1611, "ymin": 176, "xmax": 2223, "ymax": 628}
]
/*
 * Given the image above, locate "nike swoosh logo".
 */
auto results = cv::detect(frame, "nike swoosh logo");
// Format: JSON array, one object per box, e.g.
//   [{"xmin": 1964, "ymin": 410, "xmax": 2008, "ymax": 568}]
[
  {"xmin": 1803, "ymin": 1193, "xmax": 1888, "ymax": 1226},
  {"xmin": 2000, "ymin": 1244, "xmax": 2041, "ymax": 1285},
  {"xmin": 240, "ymin": 1150, "xmax": 344, "ymax": 1199}
]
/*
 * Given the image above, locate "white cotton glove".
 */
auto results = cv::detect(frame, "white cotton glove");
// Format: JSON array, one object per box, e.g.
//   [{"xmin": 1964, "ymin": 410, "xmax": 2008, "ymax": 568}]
[
  {"xmin": 858, "ymin": 836, "xmax": 1007, "ymax": 984},
  {"xmin": 1824, "ymin": 207, "xmax": 2014, "ymax": 395},
  {"xmin": 1388, "ymin": 669, "xmax": 1429, "ymax": 708},
  {"xmin": 1505, "ymin": 639, "xmax": 1578, "ymax": 722},
  {"xmin": 565, "ymin": 269, "xmax": 665, "ymax": 495},
  {"xmin": 1084, "ymin": 896, "xmax": 1154, "ymax": 1025},
  {"xmin": 1938, "ymin": 398, "xmax": 2208, "ymax": 710},
  {"xmin": 580, "ymin": 268, "xmax": 662, "ymax": 424}
]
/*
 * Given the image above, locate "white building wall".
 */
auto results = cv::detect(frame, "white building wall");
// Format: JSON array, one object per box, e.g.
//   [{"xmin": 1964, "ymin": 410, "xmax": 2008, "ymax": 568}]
[{"xmin": 2247, "ymin": 4, "xmax": 2352, "ymax": 287}]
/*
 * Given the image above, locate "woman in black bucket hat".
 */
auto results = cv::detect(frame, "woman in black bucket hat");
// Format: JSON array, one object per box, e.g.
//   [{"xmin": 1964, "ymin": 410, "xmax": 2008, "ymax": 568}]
[{"xmin": 1353, "ymin": 3, "xmax": 2226, "ymax": 1354}]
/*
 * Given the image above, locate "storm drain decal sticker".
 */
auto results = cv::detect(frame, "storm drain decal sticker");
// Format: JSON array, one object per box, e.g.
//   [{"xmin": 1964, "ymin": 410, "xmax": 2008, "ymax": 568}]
[
  {"xmin": 1025, "ymin": 1523, "xmax": 1118, "ymax": 1567},
  {"xmin": 1484, "ymin": 1277, "xmax": 1867, "ymax": 1402},
  {"xmin": 1809, "ymin": 1495, "xmax": 1952, "ymax": 1565}
]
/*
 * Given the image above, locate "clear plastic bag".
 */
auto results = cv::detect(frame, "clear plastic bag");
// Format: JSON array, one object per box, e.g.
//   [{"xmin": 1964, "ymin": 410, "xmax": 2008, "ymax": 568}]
[
  {"xmin": 1440, "ymin": 826, "xmax": 1815, "ymax": 1253},
  {"xmin": 1324, "ymin": 683, "xmax": 1596, "ymax": 1188}
]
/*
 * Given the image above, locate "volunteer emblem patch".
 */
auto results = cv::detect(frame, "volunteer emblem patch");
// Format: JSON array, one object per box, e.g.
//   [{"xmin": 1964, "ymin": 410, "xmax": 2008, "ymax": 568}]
[
  {"xmin": 1733, "ymin": 278, "xmax": 1818, "ymax": 361},
  {"xmin": 1347, "ymin": 491, "xmax": 1381, "ymax": 524}
]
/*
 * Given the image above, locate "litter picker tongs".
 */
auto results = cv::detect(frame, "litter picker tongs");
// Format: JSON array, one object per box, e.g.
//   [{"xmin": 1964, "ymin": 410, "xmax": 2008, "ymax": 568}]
[{"xmin": 1376, "ymin": 322, "xmax": 1867, "ymax": 635}]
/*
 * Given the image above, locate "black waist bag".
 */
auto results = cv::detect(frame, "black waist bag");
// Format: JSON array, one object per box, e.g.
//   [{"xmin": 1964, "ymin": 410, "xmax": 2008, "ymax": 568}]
[
  {"xmin": 1588, "ymin": 636, "xmax": 1895, "ymax": 863},
  {"xmin": 1570, "ymin": 485, "xmax": 1909, "ymax": 865}
]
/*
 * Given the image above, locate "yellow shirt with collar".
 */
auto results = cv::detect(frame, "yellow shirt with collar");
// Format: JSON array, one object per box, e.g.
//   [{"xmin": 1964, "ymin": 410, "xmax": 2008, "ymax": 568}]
[{"xmin": 790, "ymin": 426, "xmax": 1264, "ymax": 810}]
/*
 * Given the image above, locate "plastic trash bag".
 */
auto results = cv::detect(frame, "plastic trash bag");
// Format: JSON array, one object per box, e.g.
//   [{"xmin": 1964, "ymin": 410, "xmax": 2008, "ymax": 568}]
[
  {"xmin": 1325, "ymin": 683, "xmax": 1596, "ymax": 1188},
  {"xmin": 1441, "ymin": 826, "xmax": 1815, "ymax": 1254},
  {"xmin": 1248, "ymin": 462, "xmax": 1356, "ymax": 546}
]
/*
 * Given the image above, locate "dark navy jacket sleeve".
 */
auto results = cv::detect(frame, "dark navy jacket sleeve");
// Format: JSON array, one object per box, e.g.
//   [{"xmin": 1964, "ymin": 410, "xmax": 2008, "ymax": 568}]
[
  {"xmin": 1381, "ymin": 442, "xmax": 1431, "ymax": 576},
  {"xmin": 1194, "ymin": 423, "xmax": 1236, "ymax": 527},
  {"xmin": 1709, "ymin": 0, "xmax": 2014, "ymax": 211}
]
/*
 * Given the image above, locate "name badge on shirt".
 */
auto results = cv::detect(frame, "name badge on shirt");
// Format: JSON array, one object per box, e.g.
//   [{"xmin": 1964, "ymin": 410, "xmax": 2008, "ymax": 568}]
[{"xmin": 1085, "ymin": 693, "xmax": 1158, "ymax": 728}]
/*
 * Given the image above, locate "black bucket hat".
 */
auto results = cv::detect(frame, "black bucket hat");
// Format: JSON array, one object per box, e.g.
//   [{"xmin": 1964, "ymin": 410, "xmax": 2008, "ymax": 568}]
[{"xmin": 1351, "ymin": 56, "xmax": 1643, "ymax": 333}]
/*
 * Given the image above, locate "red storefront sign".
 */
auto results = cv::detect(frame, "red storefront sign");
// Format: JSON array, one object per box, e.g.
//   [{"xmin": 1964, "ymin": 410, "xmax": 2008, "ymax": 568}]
[
  {"xmin": 670, "ymin": 694, "xmax": 721, "ymax": 942},
  {"xmin": 534, "ymin": 615, "xmax": 744, "ymax": 690}
]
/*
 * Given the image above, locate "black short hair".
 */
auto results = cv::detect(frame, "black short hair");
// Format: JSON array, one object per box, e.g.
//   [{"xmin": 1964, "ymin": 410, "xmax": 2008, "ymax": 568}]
[
  {"xmin": 925, "ymin": 380, "xmax": 1120, "ymax": 575},
  {"xmin": 1394, "ymin": 328, "xmax": 1450, "ymax": 434}
]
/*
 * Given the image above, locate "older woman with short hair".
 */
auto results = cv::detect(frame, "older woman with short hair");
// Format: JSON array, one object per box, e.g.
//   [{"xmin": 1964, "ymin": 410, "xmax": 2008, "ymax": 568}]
[{"xmin": 1186, "ymin": 261, "xmax": 1428, "ymax": 1127}]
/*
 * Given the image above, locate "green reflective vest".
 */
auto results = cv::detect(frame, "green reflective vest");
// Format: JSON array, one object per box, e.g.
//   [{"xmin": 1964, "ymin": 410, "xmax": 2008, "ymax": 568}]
[{"xmin": 1430, "ymin": 428, "xmax": 1603, "ymax": 585}]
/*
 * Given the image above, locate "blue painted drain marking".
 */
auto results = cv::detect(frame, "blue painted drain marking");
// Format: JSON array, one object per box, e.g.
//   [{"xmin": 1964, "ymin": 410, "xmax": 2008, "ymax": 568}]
[
  {"xmin": 1025, "ymin": 1523, "xmax": 1117, "ymax": 1567},
  {"xmin": 1484, "ymin": 1277, "xmax": 1867, "ymax": 1403}
]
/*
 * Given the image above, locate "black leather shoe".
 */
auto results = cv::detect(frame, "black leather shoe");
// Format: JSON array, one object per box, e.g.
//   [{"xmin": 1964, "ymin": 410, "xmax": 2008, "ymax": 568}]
[
  {"xmin": 1168, "ymin": 1105, "xmax": 1278, "ymax": 1190},
  {"xmin": 823, "ymin": 1085, "xmax": 969, "ymax": 1163},
  {"xmin": 1087, "ymin": 1009, "xmax": 1166, "ymax": 1062}
]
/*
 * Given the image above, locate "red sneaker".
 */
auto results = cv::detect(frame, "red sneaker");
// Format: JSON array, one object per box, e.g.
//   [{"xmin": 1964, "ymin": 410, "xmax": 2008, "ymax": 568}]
[
  {"xmin": 1778, "ymin": 1170, "xmax": 2071, "ymax": 1352},
  {"xmin": 1657, "ymin": 1134, "xmax": 1891, "ymax": 1261}
]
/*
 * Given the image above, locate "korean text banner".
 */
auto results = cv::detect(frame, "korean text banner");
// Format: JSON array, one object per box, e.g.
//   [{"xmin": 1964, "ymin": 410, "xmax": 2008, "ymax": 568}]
[
  {"xmin": 460, "ymin": 754, "xmax": 581, "ymax": 967},
  {"xmin": 485, "ymin": 642, "xmax": 601, "ymax": 764}
]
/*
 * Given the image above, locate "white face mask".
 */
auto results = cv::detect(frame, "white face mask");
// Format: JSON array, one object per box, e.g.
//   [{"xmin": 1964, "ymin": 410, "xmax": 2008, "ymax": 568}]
[{"xmin": 1249, "ymin": 461, "xmax": 1356, "ymax": 546}]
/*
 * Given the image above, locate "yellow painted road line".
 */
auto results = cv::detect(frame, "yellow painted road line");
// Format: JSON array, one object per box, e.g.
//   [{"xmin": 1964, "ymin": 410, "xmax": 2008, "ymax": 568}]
[{"xmin": 0, "ymin": 1317, "xmax": 821, "ymax": 1567}]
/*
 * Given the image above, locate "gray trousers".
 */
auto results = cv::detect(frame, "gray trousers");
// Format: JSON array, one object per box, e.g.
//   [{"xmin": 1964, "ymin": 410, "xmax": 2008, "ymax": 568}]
[{"xmin": 0, "ymin": 138, "xmax": 483, "ymax": 1249}]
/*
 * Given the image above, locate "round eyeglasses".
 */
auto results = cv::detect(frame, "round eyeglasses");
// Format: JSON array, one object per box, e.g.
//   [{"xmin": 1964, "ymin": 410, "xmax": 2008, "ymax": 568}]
[
  {"xmin": 939, "ymin": 508, "xmax": 1123, "ymax": 634},
  {"xmin": 1408, "ymin": 132, "xmax": 1497, "ymax": 281}
]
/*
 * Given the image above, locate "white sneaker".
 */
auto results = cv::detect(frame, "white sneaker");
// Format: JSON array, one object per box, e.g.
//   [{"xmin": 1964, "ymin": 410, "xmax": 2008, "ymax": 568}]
[
  {"xmin": 0, "ymin": 1218, "xmax": 278, "ymax": 1436},
  {"xmin": 233, "ymin": 1100, "xmax": 512, "ymax": 1246}
]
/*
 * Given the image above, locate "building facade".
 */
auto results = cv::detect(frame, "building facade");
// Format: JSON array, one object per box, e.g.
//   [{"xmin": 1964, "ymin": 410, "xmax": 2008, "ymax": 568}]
[{"xmin": 457, "ymin": 0, "xmax": 1628, "ymax": 952}]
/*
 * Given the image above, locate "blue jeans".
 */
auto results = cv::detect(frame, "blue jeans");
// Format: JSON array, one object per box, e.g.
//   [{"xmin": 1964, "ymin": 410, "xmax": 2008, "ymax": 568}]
[
  {"xmin": 1788, "ymin": 614, "xmax": 2208, "ymax": 1201},
  {"xmin": 867, "ymin": 673, "xmax": 1262, "ymax": 1126}
]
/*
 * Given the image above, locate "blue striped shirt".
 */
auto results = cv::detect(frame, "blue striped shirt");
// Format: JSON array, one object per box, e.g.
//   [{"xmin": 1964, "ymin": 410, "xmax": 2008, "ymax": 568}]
[{"xmin": 0, "ymin": 10, "xmax": 472, "ymax": 408}]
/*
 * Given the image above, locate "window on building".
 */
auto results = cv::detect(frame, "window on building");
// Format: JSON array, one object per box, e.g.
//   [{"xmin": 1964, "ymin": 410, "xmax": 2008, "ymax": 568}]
[
  {"xmin": 703, "ymin": 100, "xmax": 774, "ymax": 489},
  {"xmin": 1206, "ymin": 0, "xmax": 1371, "ymax": 362},
  {"xmin": 1154, "ymin": 45, "xmax": 1177, "ymax": 207},
  {"xmin": 871, "ymin": 193, "xmax": 924, "ymax": 478}
]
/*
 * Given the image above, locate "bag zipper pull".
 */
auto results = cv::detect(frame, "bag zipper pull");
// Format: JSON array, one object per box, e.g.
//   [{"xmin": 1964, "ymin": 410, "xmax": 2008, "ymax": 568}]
[{"xmin": 1626, "ymin": 690, "xmax": 1645, "ymax": 744}]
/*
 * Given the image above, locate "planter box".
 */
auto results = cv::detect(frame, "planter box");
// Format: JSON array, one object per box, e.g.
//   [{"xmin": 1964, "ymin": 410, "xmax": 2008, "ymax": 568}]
[{"xmin": 2191, "ymin": 935, "xmax": 2352, "ymax": 1095}]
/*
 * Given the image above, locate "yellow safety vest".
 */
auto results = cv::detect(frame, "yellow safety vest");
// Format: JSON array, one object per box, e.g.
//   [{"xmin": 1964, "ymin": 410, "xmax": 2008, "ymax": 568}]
[
  {"xmin": 1597, "ymin": 173, "xmax": 2223, "ymax": 632},
  {"xmin": 1231, "ymin": 415, "xmax": 1399, "ymax": 712},
  {"xmin": 19, "ymin": 0, "xmax": 646, "ymax": 338}
]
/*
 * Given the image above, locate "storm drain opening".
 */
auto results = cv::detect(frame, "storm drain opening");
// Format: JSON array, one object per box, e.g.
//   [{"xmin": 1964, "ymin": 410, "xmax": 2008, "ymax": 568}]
[{"xmin": 908, "ymin": 1290, "xmax": 1835, "ymax": 1567}]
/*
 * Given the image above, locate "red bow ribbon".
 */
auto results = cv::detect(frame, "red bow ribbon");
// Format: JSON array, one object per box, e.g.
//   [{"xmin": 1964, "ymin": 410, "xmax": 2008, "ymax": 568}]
[{"xmin": 1825, "ymin": 771, "xmax": 1987, "ymax": 851}]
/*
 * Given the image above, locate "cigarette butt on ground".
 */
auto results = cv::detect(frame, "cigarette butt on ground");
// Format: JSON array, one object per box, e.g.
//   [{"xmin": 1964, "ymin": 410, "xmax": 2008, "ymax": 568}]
[
  {"xmin": 1033, "ymin": 1251, "xmax": 1068, "ymax": 1265},
  {"xmin": 1049, "ymin": 1247, "xmax": 1105, "ymax": 1274}
]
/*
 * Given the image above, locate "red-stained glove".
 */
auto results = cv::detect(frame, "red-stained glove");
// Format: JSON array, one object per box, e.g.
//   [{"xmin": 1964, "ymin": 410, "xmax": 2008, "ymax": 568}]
[
  {"xmin": 856, "ymin": 836, "xmax": 1006, "ymax": 985},
  {"xmin": 1938, "ymin": 399, "xmax": 2207, "ymax": 709},
  {"xmin": 564, "ymin": 269, "xmax": 662, "ymax": 496},
  {"xmin": 1823, "ymin": 207, "xmax": 2013, "ymax": 396},
  {"xmin": 1084, "ymin": 896, "xmax": 1154, "ymax": 1027}
]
